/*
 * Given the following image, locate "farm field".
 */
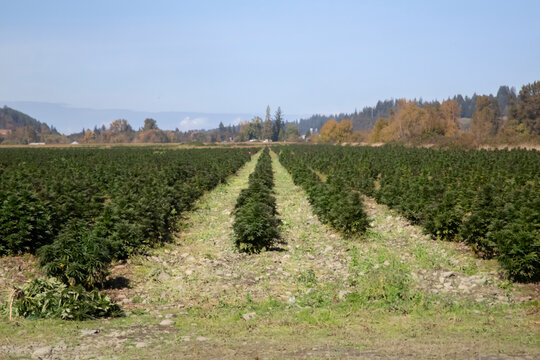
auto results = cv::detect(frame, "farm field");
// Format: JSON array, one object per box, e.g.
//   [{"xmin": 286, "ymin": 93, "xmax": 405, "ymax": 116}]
[
  {"xmin": 281, "ymin": 144, "xmax": 540, "ymax": 282},
  {"xmin": 0, "ymin": 145, "xmax": 539, "ymax": 359}
]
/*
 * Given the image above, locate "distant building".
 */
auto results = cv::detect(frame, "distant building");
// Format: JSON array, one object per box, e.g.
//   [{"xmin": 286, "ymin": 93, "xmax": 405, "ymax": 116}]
[
  {"xmin": 29, "ymin": 142, "xmax": 46, "ymax": 146},
  {"xmin": 71, "ymin": 141, "xmax": 79, "ymax": 145},
  {"xmin": 0, "ymin": 129, "xmax": 11, "ymax": 136}
]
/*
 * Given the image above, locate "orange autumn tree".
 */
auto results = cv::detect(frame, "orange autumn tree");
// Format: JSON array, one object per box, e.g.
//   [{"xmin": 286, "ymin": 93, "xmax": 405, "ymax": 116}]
[
  {"xmin": 320, "ymin": 119, "xmax": 354, "ymax": 143},
  {"xmin": 320, "ymin": 119, "xmax": 338, "ymax": 142},
  {"xmin": 440, "ymin": 99, "xmax": 461, "ymax": 136},
  {"xmin": 368, "ymin": 99, "xmax": 463, "ymax": 143}
]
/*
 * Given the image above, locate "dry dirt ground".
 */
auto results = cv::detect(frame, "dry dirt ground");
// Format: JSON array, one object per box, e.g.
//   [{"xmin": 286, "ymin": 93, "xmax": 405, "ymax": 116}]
[{"xmin": 1, "ymin": 150, "xmax": 539, "ymax": 359}]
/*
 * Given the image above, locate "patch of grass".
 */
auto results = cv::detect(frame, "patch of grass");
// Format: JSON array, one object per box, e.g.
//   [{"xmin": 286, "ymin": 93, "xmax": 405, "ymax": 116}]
[
  {"xmin": 164, "ymin": 296, "xmax": 539, "ymax": 357},
  {"xmin": 413, "ymin": 243, "xmax": 445, "ymax": 270},
  {"xmin": 296, "ymin": 288, "xmax": 333, "ymax": 308},
  {"xmin": 363, "ymin": 228, "xmax": 384, "ymax": 243},
  {"xmin": 203, "ymin": 252, "xmax": 215, "ymax": 260},
  {"xmin": 129, "ymin": 308, "xmax": 148, "ymax": 315},
  {"xmin": 297, "ymin": 268, "xmax": 317, "ymax": 285},
  {"xmin": 347, "ymin": 247, "xmax": 425, "ymax": 311},
  {"xmin": 294, "ymin": 308, "xmax": 339, "ymax": 326}
]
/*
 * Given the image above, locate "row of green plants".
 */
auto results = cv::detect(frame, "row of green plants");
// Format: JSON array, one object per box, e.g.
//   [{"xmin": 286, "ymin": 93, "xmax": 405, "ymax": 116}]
[
  {"xmin": 233, "ymin": 147, "xmax": 282, "ymax": 253},
  {"xmin": 0, "ymin": 147, "xmax": 254, "ymax": 318},
  {"xmin": 283, "ymin": 144, "xmax": 540, "ymax": 282},
  {"xmin": 277, "ymin": 147, "xmax": 369, "ymax": 235}
]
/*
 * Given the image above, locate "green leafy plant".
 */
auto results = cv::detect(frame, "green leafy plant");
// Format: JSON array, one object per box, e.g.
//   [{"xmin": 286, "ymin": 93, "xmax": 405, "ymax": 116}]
[
  {"xmin": 38, "ymin": 220, "xmax": 113, "ymax": 289},
  {"xmin": 233, "ymin": 148, "xmax": 282, "ymax": 252},
  {"xmin": 0, "ymin": 187, "xmax": 53, "ymax": 255},
  {"xmin": 234, "ymin": 201, "xmax": 281, "ymax": 253},
  {"xmin": 278, "ymin": 147, "xmax": 369, "ymax": 235},
  {"xmin": 276, "ymin": 144, "xmax": 540, "ymax": 282},
  {"xmin": 12, "ymin": 277, "xmax": 124, "ymax": 320},
  {"xmin": 0, "ymin": 147, "xmax": 255, "ymax": 284}
]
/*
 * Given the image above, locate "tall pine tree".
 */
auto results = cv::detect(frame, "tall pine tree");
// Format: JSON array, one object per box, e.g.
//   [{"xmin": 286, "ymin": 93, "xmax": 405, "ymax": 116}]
[
  {"xmin": 273, "ymin": 106, "xmax": 283, "ymax": 141},
  {"xmin": 262, "ymin": 105, "xmax": 273, "ymax": 140}
]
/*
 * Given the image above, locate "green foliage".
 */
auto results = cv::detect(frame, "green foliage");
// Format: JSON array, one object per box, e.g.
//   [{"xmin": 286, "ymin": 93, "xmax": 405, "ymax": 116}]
[
  {"xmin": 38, "ymin": 221, "xmax": 113, "ymax": 289},
  {"xmin": 347, "ymin": 247, "xmax": 416, "ymax": 311},
  {"xmin": 277, "ymin": 144, "xmax": 540, "ymax": 282},
  {"xmin": 233, "ymin": 148, "xmax": 282, "ymax": 253},
  {"xmin": 273, "ymin": 107, "xmax": 284, "ymax": 142},
  {"xmin": 235, "ymin": 180, "xmax": 277, "ymax": 216},
  {"xmin": 0, "ymin": 187, "xmax": 53, "ymax": 255},
  {"xmin": 12, "ymin": 278, "xmax": 124, "ymax": 320},
  {"xmin": 233, "ymin": 200, "xmax": 281, "ymax": 253},
  {"xmin": 278, "ymin": 148, "xmax": 369, "ymax": 235},
  {"xmin": 494, "ymin": 202, "xmax": 540, "ymax": 282},
  {"xmin": 513, "ymin": 80, "xmax": 540, "ymax": 135},
  {"xmin": 297, "ymin": 268, "xmax": 317, "ymax": 285},
  {"xmin": 285, "ymin": 124, "xmax": 300, "ymax": 141},
  {"xmin": 0, "ymin": 147, "xmax": 254, "ymax": 282}
]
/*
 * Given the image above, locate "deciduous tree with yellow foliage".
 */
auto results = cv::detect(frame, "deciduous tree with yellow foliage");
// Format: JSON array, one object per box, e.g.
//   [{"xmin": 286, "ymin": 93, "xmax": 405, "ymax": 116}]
[
  {"xmin": 319, "ymin": 119, "xmax": 354, "ymax": 143},
  {"xmin": 367, "ymin": 99, "xmax": 463, "ymax": 143}
]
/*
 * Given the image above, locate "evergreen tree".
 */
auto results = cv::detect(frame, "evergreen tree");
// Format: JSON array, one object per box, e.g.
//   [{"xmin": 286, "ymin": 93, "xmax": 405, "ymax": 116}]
[
  {"xmin": 262, "ymin": 106, "xmax": 273, "ymax": 140},
  {"xmin": 218, "ymin": 121, "xmax": 226, "ymax": 141},
  {"xmin": 273, "ymin": 107, "xmax": 283, "ymax": 141},
  {"xmin": 496, "ymin": 86, "xmax": 516, "ymax": 116}
]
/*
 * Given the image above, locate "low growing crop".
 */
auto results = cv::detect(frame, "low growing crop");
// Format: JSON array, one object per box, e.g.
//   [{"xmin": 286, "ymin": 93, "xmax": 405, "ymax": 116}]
[
  {"xmin": 0, "ymin": 147, "xmax": 254, "ymax": 278},
  {"xmin": 0, "ymin": 146, "xmax": 255, "ymax": 317},
  {"xmin": 37, "ymin": 220, "xmax": 114, "ymax": 289},
  {"xmin": 281, "ymin": 144, "xmax": 540, "ymax": 282},
  {"xmin": 278, "ymin": 147, "xmax": 369, "ymax": 235},
  {"xmin": 233, "ymin": 148, "xmax": 282, "ymax": 253}
]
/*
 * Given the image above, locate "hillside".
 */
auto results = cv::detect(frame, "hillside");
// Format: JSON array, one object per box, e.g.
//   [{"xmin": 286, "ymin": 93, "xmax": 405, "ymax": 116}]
[
  {"xmin": 0, "ymin": 106, "xmax": 63, "ymax": 144},
  {"xmin": 0, "ymin": 106, "xmax": 54, "ymax": 131}
]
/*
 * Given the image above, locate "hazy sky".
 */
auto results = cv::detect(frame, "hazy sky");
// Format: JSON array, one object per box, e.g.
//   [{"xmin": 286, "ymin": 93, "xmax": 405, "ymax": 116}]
[{"xmin": 1, "ymin": 0, "xmax": 539, "ymax": 119}]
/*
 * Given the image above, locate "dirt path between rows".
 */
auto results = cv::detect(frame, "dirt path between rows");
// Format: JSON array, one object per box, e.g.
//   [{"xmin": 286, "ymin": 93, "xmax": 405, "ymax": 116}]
[
  {"xmin": 107, "ymin": 149, "xmax": 352, "ymax": 312},
  {"xmin": 1, "ymin": 150, "xmax": 539, "ymax": 359}
]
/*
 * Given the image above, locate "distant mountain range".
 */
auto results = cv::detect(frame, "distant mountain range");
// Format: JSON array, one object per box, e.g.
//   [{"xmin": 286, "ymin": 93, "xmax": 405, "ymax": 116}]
[{"xmin": 0, "ymin": 101, "xmax": 260, "ymax": 134}]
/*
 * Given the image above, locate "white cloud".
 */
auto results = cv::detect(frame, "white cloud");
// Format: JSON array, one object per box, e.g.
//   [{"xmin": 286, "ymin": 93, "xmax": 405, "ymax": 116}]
[{"xmin": 179, "ymin": 116, "xmax": 208, "ymax": 130}]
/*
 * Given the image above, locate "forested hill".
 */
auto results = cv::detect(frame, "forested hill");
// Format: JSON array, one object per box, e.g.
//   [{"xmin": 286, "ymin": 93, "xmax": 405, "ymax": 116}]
[
  {"xmin": 293, "ymin": 85, "xmax": 517, "ymax": 134},
  {"xmin": 0, "ymin": 106, "xmax": 62, "ymax": 144},
  {"xmin": 0, "ymin": 106, "xmax": 57, "ymax": 133}
]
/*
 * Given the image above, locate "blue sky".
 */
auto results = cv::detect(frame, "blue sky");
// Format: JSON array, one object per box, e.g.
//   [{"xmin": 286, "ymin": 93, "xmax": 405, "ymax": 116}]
[{"xmin": 1, "ymin": 0, "xmax": 539, "ymax": 131}]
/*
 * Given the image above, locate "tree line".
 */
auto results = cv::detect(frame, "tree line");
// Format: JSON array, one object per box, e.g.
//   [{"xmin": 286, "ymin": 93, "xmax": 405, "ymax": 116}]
[
  {"xmin": 235, "ymin": 106, "xmax": 300, "ymax": 142},
  {"xmin": 2, "ymin": 81, "xmax": 537, "ymax": 146},
  {"xmin": 294, "ymin": 85, "xmax": 521, "ymax": 137},
  {"xmin": 310, "ymin": 81, "xmax": 539, "ymax": 146},
  {"xmin": 69, "ymin": 106, "xmax": 299, "ymax": 144}
]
